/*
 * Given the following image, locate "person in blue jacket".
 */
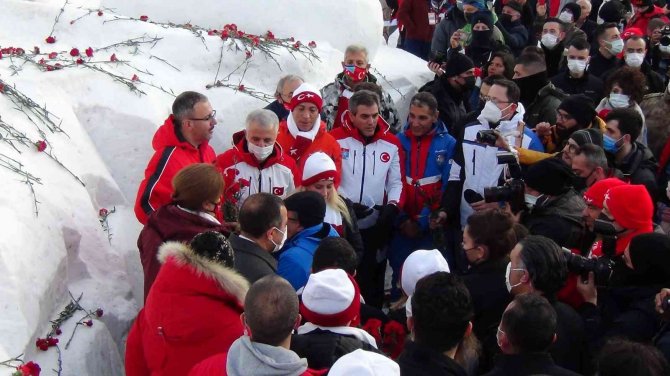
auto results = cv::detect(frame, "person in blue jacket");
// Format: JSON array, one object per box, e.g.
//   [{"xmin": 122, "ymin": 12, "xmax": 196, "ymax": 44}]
[{"xmin": 277, "ymin": 191, "xmax": 339, "ymax": 290}]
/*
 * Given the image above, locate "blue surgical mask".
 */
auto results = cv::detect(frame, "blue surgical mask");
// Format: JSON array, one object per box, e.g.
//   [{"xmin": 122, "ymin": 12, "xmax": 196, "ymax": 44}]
[{"xmin": 603, "ymin": 134, "xmax": 623, "ymax": 153}]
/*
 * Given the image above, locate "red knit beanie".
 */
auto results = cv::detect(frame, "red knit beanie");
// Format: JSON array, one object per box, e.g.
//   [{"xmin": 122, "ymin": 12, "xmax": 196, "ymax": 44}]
[
  {"xmin": 604, "ymin": 184, "xmax": 653, "ymax": 231},
  {"xmin": 583, "ymin": 178, "xmax": 626, "ymax": 209}
]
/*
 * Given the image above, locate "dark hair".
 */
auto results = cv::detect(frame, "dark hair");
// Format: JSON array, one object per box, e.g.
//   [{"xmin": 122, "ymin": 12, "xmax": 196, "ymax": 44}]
[
  {"xmin": 492, "ymin": 78, "xmax": 521, "ymax": 103},
  {"xmin": 349, "ymin": 90, "xmax": 381, "ymax": 114},
  {"xmin": 244, "ymin": 275, "xmax": 299, "ymax": 346},
  {"xmin": 521, "ymin": 46, "xmax": 545, "ymax": 57},
  {"xmin": 513, "ymin": 223, "xmax": 529, "ymax": 241},
  {"xmin": 239, "ymin": 193, "xmax": 284, "ymax": 238},
  {"xmin": 502, "ymin": 294, "xmax": 557, "ymax": 352},
  {"xmin": 544, "ymin": 17, "xmax": 567, "ymax": 32},
  {"xmin": 605, "ymin": 107, "xmax": 643, "ymax": 141},
  {"xmin": 516, "ymin": 52, "xmax": 547, "ymax": 74},
  {"xmin": 172, "ymin": 91, "xmax": 208, "ymax": 127},
  {"xmin": 354, "ymin": 82, "xmax": 383, "ymax": 99},
  {"xmin": 412, "ymin": 272, "xmax": 474, "ymax": 352},
  {"xmin": 172, "ymin": 163, "xmax": 223, "ymax": 210},
  {"xmin": 466, "ymin": 209, "xmax": 516, "ymax": 261},
  {"xmin": 597, "ymin": 338, "xmax": 670, "ymax": 376},
  {"xmin": 312, "ymin": 237, "xmax": 358, "ymax": 275},
  {"xmin": 410, "ymin": 92, "xmax": 439, "ymax": 114},
  {"xmin": 483, "ymin": 74, "xmax": 505, "ymax": 87},
  {"xmin": 577, "ymin": 144, "xmax": 609, "ymax": 170},
  {"xmin": 190, "ymin": 231, "xmax": 235, "ymax": 266},
  {"xmin": 568, "ymin": 37, "xmax": 591, "ymax": 51},
  {"xmin": 518, "ymin": 235, "xmax": 568, "ymax": 297},
  {"xmin": 605, "ymin": 66, "xmax": 647, "ymax": 104},
  {"xmin": 596, "ymin": 22, "xmax": 619, "ymax": 41},
  {"xmin": 486, "ymin": 51, "xmax": 515, "ymax": 79}
]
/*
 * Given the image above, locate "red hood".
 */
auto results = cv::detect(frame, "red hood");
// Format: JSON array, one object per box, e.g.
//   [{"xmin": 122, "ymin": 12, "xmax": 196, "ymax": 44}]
[
  {"xmin": 229, "ymin": 129, "xmax": 287, "ymax": 168},
  {"xmin": 152, "ymin": 115, "xmax": 199, "ymax": 151},
  {"xmin": 340, "ymin": 109, "xmax": 391, "ymax": 144}
]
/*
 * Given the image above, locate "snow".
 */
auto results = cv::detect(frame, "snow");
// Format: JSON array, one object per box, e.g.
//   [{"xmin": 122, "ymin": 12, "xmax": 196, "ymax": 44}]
[{"xmin": 0, "ymin": 0, "xmax": 431, "ymax": 374}]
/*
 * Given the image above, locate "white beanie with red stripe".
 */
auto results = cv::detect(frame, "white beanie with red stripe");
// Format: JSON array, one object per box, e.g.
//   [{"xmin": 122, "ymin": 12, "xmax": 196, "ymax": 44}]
[
  {"xmin": 301, "ymin": 152, "xmax": 338, "ymax": 187},
  {"xmin": 300, "ymin": 269, "xmax": 361, "ymax": 327}
]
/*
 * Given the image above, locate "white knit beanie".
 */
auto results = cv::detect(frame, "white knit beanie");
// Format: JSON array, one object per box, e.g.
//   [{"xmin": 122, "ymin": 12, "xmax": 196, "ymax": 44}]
[
  {"xmin": 401, "ymin": 249, "xmax": 450, "ymax": 297},
  {"xmin": 301, "ymin": 152, "xmax": 338, "ymax": 187},
  {"xmin": 329, "ymin": 349, "xmax": 400, "ymax": 376},
  {"xmin": 300, "ymin": 269, "xmax": 360, "ymax": 327}
]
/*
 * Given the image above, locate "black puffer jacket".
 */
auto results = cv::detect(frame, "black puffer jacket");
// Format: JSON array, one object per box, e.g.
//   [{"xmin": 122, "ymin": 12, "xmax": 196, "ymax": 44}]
[
  {"xmin": 290, "ymin": 329, "xmax": 380, "ymax": 370},
  {"xmin": 615, "ymin": 142, "xmax": 659, "ymax": 204},
  {"xmin": 550, "ymin": 71, "xmax": 604, "ymax": 104},
  {"xmin": 523, "ymin": 82, "xmax": 566, "ymax": 128}
]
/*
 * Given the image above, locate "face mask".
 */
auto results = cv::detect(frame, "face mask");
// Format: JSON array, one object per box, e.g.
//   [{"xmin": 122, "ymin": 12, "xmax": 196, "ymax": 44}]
[
  {"xmin": 457, "ymin": 0, "xmax": 464, "ymax": 11},
  {"xmin": 248, "ymin": 142, "xmax": 274, "ymax": 161},
  {"xmin": 501, "ymin": 13, "xmax": 514, "ymax": 24},
  {"xmin": 505, "ymin": 262, "xmax": 525, "ymax": 292},
  {"xmin": 567, "ymin": 58, "xmax": 587, "ymax": 74},
  {"xmin": 343, "ymin": 64, "xmax": 367, "ymax": 83},
  {"xmin": 558, "ymin": 11, "xmax": 574, "ymax": 23},
  {"xmin": 606, "ymin": 39, "xmax": 624, "ymax": 55},
  {"xmin": 603, "ymin": 134, "xmax": 624, "ymax": 153},
  {"xmin": 480, "ymin": 101, "xmax": 511, "ymax": 123},
  {"xmin": 609, "ymin": 92, "xmax": 630, "ymax": 108},
  {"xmin": 524, "ymin": 193, "xmax": 539, "ymax": 208},
  {"xmin": 541, "ymin": 33, "xmax": 559, "ymax": 49},
  {"xmin": 270, "ymin": 226, "xmax": 287, "ymax": 253},
  {"xmin": 597, "ymin": 16, "xmax": 604, "ymax": 24},
  {"xmin": 625, "ymin": 52, "xmax": 645, "ymax": 68},
  {"xmin": 463, "ymin": 76, "xmax": 476, "ymax": 90}
]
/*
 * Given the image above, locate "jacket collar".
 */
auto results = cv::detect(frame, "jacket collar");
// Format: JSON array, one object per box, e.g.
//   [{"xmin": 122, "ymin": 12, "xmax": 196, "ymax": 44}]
[
  {"xmin": 340, "ymin": 109, "xmax": 391, "ymax": 144},
  {"xmin": 157, "ymin": 241, "xmax": 249, "ymax": 303},
  {"xmin": 230, "ymin": 233, "xmax": 277, "ymax": 269},
  {"xmin": 152, "ymin": 115, "xmax": 204, "ymax": 152},
  {"xmin": 402, "ymin": 119, "xmax": 449, "ymax": 138},
  {"xmin": 231, "ymin": 130, "xmax": 286, "ymax": 169},
  {"xmin": 493, "ymin": 352, "xmax": 558, "ymax": 373}
]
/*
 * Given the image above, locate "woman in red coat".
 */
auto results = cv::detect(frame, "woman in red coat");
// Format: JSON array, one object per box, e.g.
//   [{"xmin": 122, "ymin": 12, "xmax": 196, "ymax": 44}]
[
  {"xmin": 138, "ymin": 163, "xmax": 234, "ymax": 301},
  {"xmin": 126, "ymin": 232, "xmax": 249, "ymax": 376}
]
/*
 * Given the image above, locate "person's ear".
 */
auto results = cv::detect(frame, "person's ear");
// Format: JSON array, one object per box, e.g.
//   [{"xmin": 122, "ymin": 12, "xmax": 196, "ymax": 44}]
[
  {"xmin": 623, "ymin": 134, "xmax": 632, "ymax": 144},
  {"xmin": 294, "ymin": 314, "xmax": 302, "ymax": 330},
  {"xmin": 240, "ymin": 312, "xmax": 245, "ymax": 327},
  {"xmin": 552, "ymin": 333, "xmax": 557, "ymax": 344},
  {"xmin": 520, "ymin": 270, "xmax": 530, "ymax": 283},
  {"xmin": 464, "ymin": 321, "xmax": 473, "ymax": 338},
  {"xmin": 407, "ymin": 316, "xmax": 415, "ymax": 333}
]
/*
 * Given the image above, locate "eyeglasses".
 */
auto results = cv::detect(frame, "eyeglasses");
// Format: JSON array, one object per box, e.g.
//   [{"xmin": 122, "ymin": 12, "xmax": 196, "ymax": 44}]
[
  {"xmin": 481, "ymin": 96, "xmax": 511, "ymax": 105},
  {"xmin": 190, "ymin": 110, "xmax": 217, "ymax": 122}
]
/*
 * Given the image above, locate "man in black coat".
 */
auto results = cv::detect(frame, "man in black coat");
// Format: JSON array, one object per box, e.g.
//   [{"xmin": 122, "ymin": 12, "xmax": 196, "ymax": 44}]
[
  {"xmin": 264, "ymin": 75, "xmax": 303, "ymax": 122},
  {"xmin": 423, "ymin": 51, "xmax": 476, "ymax": 127},
  {"xmin": 588, "ymin": 22, "xmax": 623, "ymax": 78},
  {"xmin": 398, "ymin": 272, "xmax": 472, "ymax": 376},
  {"xmin": 551, "ymin": 38, "xmax": 604, "ymax": 104},
  {"xmin": 485, "ymin": 293, "xmax": 580, "ymax": 376},
  {"xmin": 505, "ymin": 236, "xmax": 590, "ymax": 374},
  {"xmin": 231, "ymin": 193, "xmax": 286, "ymax": 283}
]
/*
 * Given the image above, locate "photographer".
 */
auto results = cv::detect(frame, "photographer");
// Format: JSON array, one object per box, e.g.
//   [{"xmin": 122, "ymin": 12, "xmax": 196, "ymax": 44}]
[
  {"xmin": 506, "ymin": 235, "xmax": 589, "ymax": 374},
  {"xmin": 521, "ymin": 158, "xmax": 586, "ymax": 250}
]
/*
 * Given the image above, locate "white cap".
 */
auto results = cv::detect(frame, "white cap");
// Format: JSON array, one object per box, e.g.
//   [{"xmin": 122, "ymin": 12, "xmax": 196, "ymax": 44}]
[
  {"xmin": 328, "ymin": 349, "xmax": 400, "ymax": 376},
  {"xmin": 301, "ymin": 152, "xmax": 337, "ymax": 187},
  {"xmin": 401, "ymin": 249, "xmax": 450, "ymax": 296},
  {"xmin": 302, "ymin": 269, "xmax": 355, "ymax": 315}
]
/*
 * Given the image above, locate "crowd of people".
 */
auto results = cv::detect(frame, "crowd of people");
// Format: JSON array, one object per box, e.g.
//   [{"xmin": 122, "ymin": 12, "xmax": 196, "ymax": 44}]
[{"xmin": 124, "ymin": 0, "xmax": 670, "ymax": 374}]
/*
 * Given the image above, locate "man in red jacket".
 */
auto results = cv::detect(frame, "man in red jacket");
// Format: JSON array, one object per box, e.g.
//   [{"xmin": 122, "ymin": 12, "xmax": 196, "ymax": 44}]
[
  {"xmin": 627, "ymin": 0, "xmax": 669, "ymax": 38},
  {"xmin": 134, "ymin": 91, "xmax": 218, "ymax": 224}
]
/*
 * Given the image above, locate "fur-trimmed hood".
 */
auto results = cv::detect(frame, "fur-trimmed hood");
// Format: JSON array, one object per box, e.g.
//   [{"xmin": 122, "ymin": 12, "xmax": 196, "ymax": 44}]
[{"xmin": 157, "ymin": 241, "xmax": 249, "ymax": 304}]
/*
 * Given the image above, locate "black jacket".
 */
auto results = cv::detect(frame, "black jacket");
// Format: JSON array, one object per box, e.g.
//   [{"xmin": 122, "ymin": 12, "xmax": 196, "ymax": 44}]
[
  {"xmin": 264, "ymin": 100, "xmax": 290, "ymax": 122},
  {"xmin": 398, "ymin": 340, "xmax": 467, "ymax": 376},
  {"xmin": 483, "ymin": 353, "xmax": 581, "ymax": 376},
  {"xmin": 587, "ymin": 50, "xmax": 619, "ymax": 79},
  {"xmin": 290, "ymin": 329, "xmax": 379, "ymax": 370},
  {"xmin": 550, "ymin": 70, "xmax": 604, "ymax": 104},
  {"xmin": 541, "ymin": 42, "xmax": 566, "ymax": 78},
  {"xmin": 523, "ymin": 82, "xmax": 566, "ymax": 128},
  {"xmin": 495, "ymin": 19, "xmax": 529, "ymax": 57},
  {"xmin": 461, "ymin": 258, "xmax": 511, "ymax": 371},
  {"xmin": 579, "ymin": 19, "xmax": 598, "ymax": 45},
  {"xmin": 550, "ymin": 300, "xmax": 590, "ymax": 374},
  {"xmin": 616, "ymin": 142, "xmax": 659, "ymax": 204},
  {"xmin": 342, "ymin": 197, "xmax": 365, "ymax": 264},
  {"xmin": 230, "ymin": 233, "xmax": 277, "ymax": 284},
  {"xmin": 521, "ymin": 189, "xmax": 586, "ymax": 249},
  {"xmin": 419, "ymin": 73, "xmax": 471, "ymax": 127}
]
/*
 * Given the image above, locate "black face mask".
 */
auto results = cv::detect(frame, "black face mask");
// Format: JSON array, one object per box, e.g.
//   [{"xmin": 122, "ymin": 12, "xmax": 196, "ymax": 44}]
[
  {"xmin": 500, "ymin": 13, "xmax": 516, "ymax": 25},
  {"xmin": 471, "ymin": 29, "xmax": 493, "ymax": 47},
  {"xmin": 513, "ymin": 71, "xmax": 549, "ymax": 105},
  {"xmin": 462, "ymin": 75, "xmax": 476, "ymax": 91}
]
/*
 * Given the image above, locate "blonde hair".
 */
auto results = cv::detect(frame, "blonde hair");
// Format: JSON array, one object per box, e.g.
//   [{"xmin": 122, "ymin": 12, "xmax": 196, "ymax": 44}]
[
  {"xmin": 172, "ymin": 163, "xmax": 223, "ymax": 211},
  {"xmin": 298, "ymin": 185, "xmax": 351, "ymax": 225}
]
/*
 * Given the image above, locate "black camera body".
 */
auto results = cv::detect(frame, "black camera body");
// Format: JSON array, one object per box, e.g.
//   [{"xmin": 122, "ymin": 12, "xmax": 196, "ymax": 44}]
[
  {"xmin": 562, "ymin": 247, "xmax": 615, "ymax": 287},
  {"xmin": 483, "ymin": 151, "xmax": 525, "ymax": 212},
  {"xmin": 476, "ymin": 129, "xmax": 498, "ymax": 146}
]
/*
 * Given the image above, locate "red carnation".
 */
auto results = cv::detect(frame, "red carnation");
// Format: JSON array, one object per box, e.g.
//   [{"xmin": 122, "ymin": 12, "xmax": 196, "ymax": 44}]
[
  {"xmin": 110, "ymin": 53, "xmax": 118, "ymax": 62},
  {"xmin": 98, "ymin": 10, "xmax": 103, "ymax": 16},
  {"xmin": 292, "ymin": 41, "xmax": 301, "ymax": 49},
  {"xmin": 252, "ymin": 37, "xmax": 260, "ymax": 46},
  {"xmin": 46, "ymin": 65, "xmax": 54, "ymax": 72},
  {"xmin": 48, "ymin": 52, "xmax": 57, "ymax": 59},
  {"xmin": 0, "ymin": 51, "xmax": 3, "ymax": 60},
  {"xmin": 85, "ymin": 320, "xmax": 93, "ymax": 327},
  {"xmin": 76, "ymin": 58, "xmax": 83, "ymax": 64},
  {"xmin": 245, "ymin": 50, "xmax": 252, "ymax": 59},
  {"xmin": 131, "ymin": 74, "xmax": 139, "ymax": 81},
  {"xmin": 237, "ymin": 30, "xmax": 244, "ymax": 37},
  {"xmin": 47, "ymin": 337, "xmax": 59, "ymax": 346},
  {"xmin": 35, "ymin": 338, "xmax": 49, "ymax": 351},
  {"xmin": 69, "ymin": 48, "xmax": 79, "ymax": 57},
  {"xmin": 16, "ymin": 361, "xmax": 41, "ymax": 376},
  {"xmin": 54, "ymin": 63, "xmax": 62, "ymax": 69},
  {"xmin": 289, "ymin": 37, "xmax": 295, "ymax": 42},
  {"xmin": 46, "ymin": 36, "xmax": 56, "ymax": 44},
  {"xmin": 473, "ymin": 67, "xmax": 482, "ymax": 77},
  {"xmin": 35, "ymin": 140, "xmax": 47, "ymax": 152},
  {"xmin": 238, "ymin": 84, "xmax": 245, "ymax": 91},
  {"xmin": 239, "ymin": 178, "xmax": 250, "ymax": 188},
  {"xmin": 139, "ymin": 15, "xmax": 149, "ymax": 21},
  {"xmin": 33, "ymin": 46, "xmax": 40, "ymax": 54},
  {"xmin": 208, "ymin": 30, "xmax": 217, "ymax": 36},
  {"xmin": 221, "ymin": 30, "xmax": 229, "ymax": 39},
  {"xmin": 0, "ymin": 83, "xmax": 4, "ymax": 93},
  {"xmin": 99, "ymin": 208, "xmax": 108, "ymax": 217},
  {"xmin": 15, "ymin": 48, "xmax": 25, "ymax": 56},
  {"xmin": 266, "ymin": 31, "xmax": 275, "ymax": 40},
  {"xmin": 96, "ymin": 308, "xmax": 104, "ymax": 317},
  {"xmin": 55, "ymin": 328, "xmax": 62, "ymax": 335},
  {"xmin": 85, "ymin": 47, "xmax": 93, "ymax": 57},
  {"xmin": 308, "ymin": 41, "xmax": 317, "ymax": 48}
]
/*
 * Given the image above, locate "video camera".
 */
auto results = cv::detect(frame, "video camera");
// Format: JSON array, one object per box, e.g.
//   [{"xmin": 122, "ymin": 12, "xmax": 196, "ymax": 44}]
[{"xmin": 477, "ymin": 135, "xmax": 525, "ymax": 211}]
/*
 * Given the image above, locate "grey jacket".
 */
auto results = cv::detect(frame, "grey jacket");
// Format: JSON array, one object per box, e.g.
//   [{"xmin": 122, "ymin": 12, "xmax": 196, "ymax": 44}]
[{"xmin": 227, "ymin": 336, "xmax": 309, "ymax": 376}]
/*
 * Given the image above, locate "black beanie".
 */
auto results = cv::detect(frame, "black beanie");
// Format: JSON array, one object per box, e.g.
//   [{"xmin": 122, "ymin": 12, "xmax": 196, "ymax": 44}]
[
  {"xmin": 471, "ymin": 10, "xmax": 494, "ymax": 30},
  {"xmin": 570, "ymin": 128, "xmax": 603, "ymax": 148},
  {"xmin": 557, "ymin": 95, "xmax": 596, "ymax": 128},
  {"xmin": 444, "ymin": 52, "xmax": 475, "ymax": 78},
  {"xmin": 284, "ymin": 191, "xmax": 326, "ymax": 228},
  {"xmin": 504, "ymin": 1, "xmax": 523, "ymax": 14},
  {"xmin": 561, "ymin": 3, "xmax": 582, "ymax": 21},
  {"xmin": 190, "ymin": 231, "xmax": 235, "ymax": 267},
  {"xmin": 524, "ymin": 158, "xmax": 575, "ymax": 196},
  {"xmin": 599, "ymin": 0, "xmax": 625, "ymax": 22}
]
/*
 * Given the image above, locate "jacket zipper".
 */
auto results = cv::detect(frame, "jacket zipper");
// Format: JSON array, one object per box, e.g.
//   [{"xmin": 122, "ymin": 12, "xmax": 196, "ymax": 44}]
[
  {"xmin": 258, "ymin": 172, "xmax": 263, "ymax": 192},
  {"xmin": 359, "ymin": 145, "xmax": 367, "ymax": 203},
  {"xmin": 372, "ymin": 150, "xmax": 377, "ymax": 175},
  {"xmin": 353, "ymin": 150, "xmax": 357, "ymax": 175}
]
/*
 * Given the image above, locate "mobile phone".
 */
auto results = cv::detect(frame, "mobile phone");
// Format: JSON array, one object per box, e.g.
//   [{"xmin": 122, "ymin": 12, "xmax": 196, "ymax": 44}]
[{"xmin": 430, "ymin": 51, "xmax": 446, "ymax": 65}]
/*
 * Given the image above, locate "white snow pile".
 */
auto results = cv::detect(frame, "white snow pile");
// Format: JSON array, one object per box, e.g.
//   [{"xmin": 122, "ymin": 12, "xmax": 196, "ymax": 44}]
[{"xmin": 0, "ymin": 0, "xmax": 432, "ymax": 374}]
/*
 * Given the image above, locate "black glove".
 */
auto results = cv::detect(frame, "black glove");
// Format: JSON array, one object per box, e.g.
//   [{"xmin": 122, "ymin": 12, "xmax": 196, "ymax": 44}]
[
  {"xmin": 352, "ymin": 203, "xmax": 374, "ymax": 220},
  {"xmin": 376, "ymin": 203, "xmax": 399, "ymax": 231}
]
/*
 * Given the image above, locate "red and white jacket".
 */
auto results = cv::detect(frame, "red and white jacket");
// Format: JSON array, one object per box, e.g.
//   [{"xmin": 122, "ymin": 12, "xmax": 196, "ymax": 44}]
[
  {"xmin": 216, "ymin": 131, "xmax": 298, "ymax": 205},
  {"xmin": 330, "ymin": 112, "xmax": 405, "ymax": 229}
]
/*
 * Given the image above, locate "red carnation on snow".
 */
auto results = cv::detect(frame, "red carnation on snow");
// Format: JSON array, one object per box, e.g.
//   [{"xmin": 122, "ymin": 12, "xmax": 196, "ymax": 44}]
[
  {"xmin": 35, "ymin": 337, "xmax": 57, "ymax": 351},
  {"xmin": 96, "ymin": 308, "xmax": 104, "ymax": 317},
  {"xmin": 55, "ymin": 327, "xmax": 62, "ymax": 335},
  {"xmin": 245, "ymin": 50, "xmax": 252, "ymax": 59},
  {"xmin": 292, "ymin": 41, "xmax": 301, "ymax": 49},
  {"xmin": 45, "ymin": 36, "xmax": 56, "ymax": 44},
  {"xmin": 208, "ymin": 29, "xmax": 217, "ymax": 36},
  {"xmin": 76, "ymin": 58, "xmax": 83, "ymax": 64},
  {"xmin": 131, "ymin": 74, "xmax": 139, "ymax": 81},
  {"xmin": 221, "ymin": 30, "xmax": 229, "ymax": 39},
  {"xmin": 139, "ymin": 15, "xmax": 149, "ymax": 21},
  {"xmin": 69, "ymin": 48, "xmax": 79, "ymax": 57},
  {"xmin": 35, "ymin": 140, "xmax": 47, "ymax": 152},
  {"xmin": 238, "ymin": 84, "xmax": 245, "ymax": 92},
  {"xmin": 85, "ymin": 47, "xmax": 93, "ymax": 57},
  {"xmin": 99, "ymin": 208, "xmax": 108, "ymax": 217},
  {"xmin": 16, "ymin": 361, "xmax": 41, "ymax": 376},
  {"xmin": 33, "ymin": 46, "xmax": 40, "ymax": 54},
  {"xmin": 110, "ymin": 53, "xmax": 118, "ymax": 62},
  {"xmin": 48, "ymin": 52, "xmax": 57, "ymax": 59},
  {"xmin": 84, "ymin": 320, "xmax": 93, "ymax": 327},
  {"xmin": 308, "ymin": 41, "xmax": 317, "ymax": 48},
  {"xmin": 98, "ymin": 10, "xmax": 103, "ymax": 16},
  {"xmin": 266, "ymin": 31, "xmax": 275, "ymax": 40}
]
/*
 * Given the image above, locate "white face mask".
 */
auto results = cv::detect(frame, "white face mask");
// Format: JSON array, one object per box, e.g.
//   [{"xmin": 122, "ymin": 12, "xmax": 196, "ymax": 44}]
[
  {"xmin": 270, "ymin": 226, "xmax": 287, "ymax": 253},
  {"xmin": 625, "ymin": 52, "xmax": 645, "ymax": 68},
  {"xmin": 524, "ymin": 193, "xmax": 539, "ymax": 208},
  {"xmin": 597, "ymin": 16, "xmax": 604, "ymax": 24},
  {"xmin": 567, "ymin": 58, "xmax": 588, "ymax": 74},
  {"xmin": 541, "ymin": 33, "xmax": 559, "ymax": 49},
  {"xmin": 505, "ymin": 261, "xmax": 525, "ymax": 292},
  {"xmin": 609, "ymin": 92, "xmax": 630, "ymax": 108},
  {"xmin": 248, "ymin": 142, "xmax": 274, "ymax": 161},
  {"xmin": 558, "ymin": 11, "xmax": 574, "ymax": 23},
  {"xmin": 481, "ymin": 101, "xmax": 513, "ymax": 124},
  {"xmin": 606, "ymin": 38, "xmax": 624, "ymax": 55}
]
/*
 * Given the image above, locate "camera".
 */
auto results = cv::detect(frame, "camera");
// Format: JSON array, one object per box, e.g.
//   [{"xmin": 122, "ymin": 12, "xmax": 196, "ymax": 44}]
[
  {"xmin": 476, "ymin": 129, "xmax": 498, "ymax": 146},
  {"xmin": 562, "ymin": 247, "xmax": 615, "ymax": 287},
  {"xmin": 592, "ymin": 219, "xmax": 619, "ymax": 258},
  {"xmin": 483, "ymin": 152, "xmax": 524, "ymax": 211}
]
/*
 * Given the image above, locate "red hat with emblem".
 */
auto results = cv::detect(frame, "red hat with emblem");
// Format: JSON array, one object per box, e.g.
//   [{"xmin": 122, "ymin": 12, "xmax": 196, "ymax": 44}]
[
  {"xmin": 290, "ymin": 83, "xmax": 323, "ymax": 112},
  {"xmin": 583, "ymin": 178, "xmax": 626, "ymax": 209},
  {"xmin": 621, "ymin": 27, "xmax": 644, "ymax": 40}
]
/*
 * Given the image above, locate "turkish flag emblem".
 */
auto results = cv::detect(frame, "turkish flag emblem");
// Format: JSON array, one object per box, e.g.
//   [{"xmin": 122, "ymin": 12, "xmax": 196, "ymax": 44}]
[
  {"xmin": 380, "ymin": 152, "xmax": 391, "ymax": 163},
  {"xmin": 272, "ymin": 187, "xmax": 285, "ymax": 196}
]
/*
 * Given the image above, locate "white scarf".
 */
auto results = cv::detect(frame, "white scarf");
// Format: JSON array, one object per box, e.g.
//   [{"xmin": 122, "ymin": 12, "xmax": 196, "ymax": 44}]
[
  {"xmin": 287, "ymin": 112, "xmax": 320, "ymax": 141},
  {"xmin": 297, "ymin": 322, "xmax": 378, "ymax": 348}
]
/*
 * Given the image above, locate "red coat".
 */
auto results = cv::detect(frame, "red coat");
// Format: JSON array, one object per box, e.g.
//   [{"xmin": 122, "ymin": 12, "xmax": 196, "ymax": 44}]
[
  {"xmin": 134, "ymin": 115, "xmax": 217, "ymax": 224},
  {"xmin": 397, "ymin": 0, "xmax": 435, "ymax": 42},
  {"xmin": 125, "ymin": 242, "xmax": 248, "ymax": 376},
  {"xmin": 137, "ymin": 204, "xmax": 233, "ymax": 301},
  {"xmin": 626, "ymin": 6, "xmax": 669, "ymax": 38},
  {"xmin": 276, "ymin": 120, "xmax": 342, "ymax": 174}
]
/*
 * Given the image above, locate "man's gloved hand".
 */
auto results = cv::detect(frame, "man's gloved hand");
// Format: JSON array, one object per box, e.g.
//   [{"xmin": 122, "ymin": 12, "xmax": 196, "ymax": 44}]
[
  {"xmin": 376, "ymin": 203, "xmax": 399, "ymax": 231},
  {"xmin": 353, "ymin": 203, "xmax": 374, "ymax": 220}
]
